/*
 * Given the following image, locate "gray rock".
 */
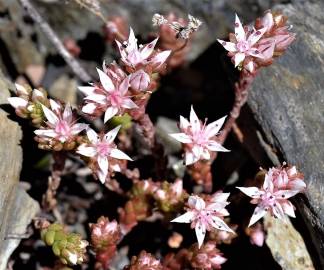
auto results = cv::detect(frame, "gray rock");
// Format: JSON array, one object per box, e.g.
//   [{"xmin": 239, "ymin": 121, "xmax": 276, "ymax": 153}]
[
  {"xmin": 264, "ymin": 215, "xmax": 315, "ymax": 270},
  {"xmin": 248, "ymin": 1, "xmax": 324, "ymax": 268},
  {"xmin": 0, "ymin": 69, "xmax": 40, "ymax": 269},
  {"xmin": 0, "ymin": 187, "xmax": 40, "ymax": 270}
]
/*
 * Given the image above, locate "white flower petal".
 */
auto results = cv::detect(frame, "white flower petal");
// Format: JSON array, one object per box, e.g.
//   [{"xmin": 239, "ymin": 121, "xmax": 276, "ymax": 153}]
[
  {"xmin": 236, "ymin": 186, "xmax": 263, "ymax": 198},
  {"xmin": 195, "ymin": 222, "xmax": 206, "ymax": 248},
  {"xmin": 188, "ymin": 195, "xmax": 206, "ymax": 210},
  {"xmin": 261, "ymin": 12, "xmax": 274, "ymax": 32},
  {"xmin": 289, "ymin": 179, "xmax": 306, "ymax": 191},
  {"xmin": 210, "ymin": 216, "xmax": 234, "ymax": 233},
  {"xmin": 179, "ymin": 115, "xmax": 190, "ymax": 129},
  {"xmin": 97, "ymin": 68, "xmax": 115, "ymax": 93},
  {"xmin": 63, "ymin": 104, "xmax": 73, "ymax": 123},
  {"xmin": 97, "ymin": 169, "xmax": 108, "ymax": 184},
  {"xmin": 77, "ymin": 144, "xmax": 96, "ymax": 157},
  {"xmin": 97, "ymin": 156, "xmax": 109, "ymax": 174},
  {"xmin": 211, "ymin": 192, "xmax": 230, "ymax": 203},
  {"xmin": 204, "ymin": 116, "xmax": 227, "ymax": 137},
  {"xmin": 71, "ymin": 123, "xmax": 88, "ymax": 135},
  {"xmin": 192, "ymin": 145, "xmax": 203, "ymax": 159},
  {"xmin": 217, "ymin": 39, "xmax": 237, "ymax": 52},
  {"xmin": 115, "ymin": 40, "xmax": 127, "ymax": 59},
  {"xmin": 34, "ymin": 129, "xmax": 57, "ymax": 138},
  {"xmin": 127, "ymin": 27, "xmax": 138, "ymax": 51},
  {"xmin": 32, "ymin": 89, "xmax": 45, "ymax": 100},
  {"xmin": 248, "ymin": 28, "xmax": 266, "ymax": 46},
  {"xmin": 119, "ymin": 76, "xmax": 130, "ymax": 95},
  {"xmin": 171, "ymin": 211, "xmax": 194, "ymax": 223},
  {"xmin": 248, "ymin": 206, "xmax": 267, "ymax": 227},
  {"xmin": 110, "ymin": 148, "xmax": 132, "ymax": 161},
  {"xmin": 140, "ymin": 38, "xmax": 158, "ymax": 59},
  {"xmin": 104, "ymin": 125, "xmax": 121, "ymax": 143},
  {"xmin": 234, "ymin": 14, "xmax": 246, "ymax": 42},
  {"xmin": 189, "ymin": 106, "xmax": 201, "ymax": 133},
  {"xmin": 281, "ymin": 200, "xmax": 296, "ymax": 218},
  {"xmin": 82, "ymin": 103, "xmax": 97, "ymax": 114},
  {"xmin": 85, "ymin": 94, "xmax": 106, "ymax": 103},
  {"xmin": 201, "ymin": 149, "xmax": 211, "ymax": 160},
  {"xmin": 41, "ymin": 104, "xmax": 58, "ymax": 125},
  {"xmin": 49, "ymin": 99, "xmax": 61, "ymax": 112},
  {"xmin": 86, "ymin": 128, "xmax": 98, "ymax": 143},
  {"xmin": 169, "ymin": 133, "xmax": 192, "ymax": 144},
  {"xmin": 272, "ymin": 203, "xmax": 286, "ymax": 220},
  {"xmin": 234, "ymin": 52, "xmax": 245, "ymax": 67},
  {"xmin": 15, "ymin": 83, "xmax": 28, "ymax": 95},
  {"xmin": 185, "ymin": 151, "xmax": 200, "ymax": 165},
  {"xmin": 104, "ymin": 106, "xmax": 119, "ymax": 123},
  {"xmin": 122, "ymin": 98, "xmax": 138, "ymax": 109},
  {"xmin": 150, "ymin": 50, "xmax": 171, "ymax": 68},
  {"xmin": 263, "ymin": 173, "xmax": 274, "ymax": 191},
  {"xmin": 78, "ymin": 86, "xmax": 96, "ymax": 96},
  {"xmin": 8, "ymin": 97, "xmax": 28, "ymax": 109},
  {"xmin": 274, "ymin": 189, "xmax": 300, "ymax": 199},
  {"xmin": 245, "ymin": 59, "xmax": 255, "ymax": 73},
  {"xmin": 206, "ymin": 141, "xmax": 230, "ymax": 152}
]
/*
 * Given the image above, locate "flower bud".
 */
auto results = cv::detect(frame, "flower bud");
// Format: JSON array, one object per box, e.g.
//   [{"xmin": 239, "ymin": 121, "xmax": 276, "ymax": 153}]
[{"xmin": 130, "ymin": 70, "xmax": 151, "ymax": 92}]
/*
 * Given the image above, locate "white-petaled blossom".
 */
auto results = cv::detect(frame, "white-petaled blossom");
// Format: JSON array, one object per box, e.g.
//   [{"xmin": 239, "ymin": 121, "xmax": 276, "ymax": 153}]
[
  {"xmin": 171, "ymin": 194, "xmax": 234, "ymax": 248},
  {"xmin": 79, "ymin": 68, "xmax": 138, "ymax": 122},
  {"xmin": 34, "ymin": 99, "xmax": 87, "ymax": 143},
  {"xmin": 116, "ymin": 27, "xmax": 171, "ymax": 70},
  {"xmin": 217, "ymin": 14, "xmax": 267, "ymax": 67},
  {"xmin": 77, "ymin": 126, "xmax": 132, "ymax": 184},
  {"xmin": 8, "ymin": 84, "xmax": 46, "ymax": 111},
  {"xmin": 169, "ymin": 106, "xmax": 229, "ymax": 165},
  {"xmin": 237, "ymin": 166, "xmax": 306, "ymax": 226}
]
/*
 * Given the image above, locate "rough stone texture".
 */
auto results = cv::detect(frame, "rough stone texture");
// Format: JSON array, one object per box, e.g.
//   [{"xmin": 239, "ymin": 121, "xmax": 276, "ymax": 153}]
[
  {"xmin": 264, "ymin": 215, "xmax": 314, "ymax": 270},
  {"xmin": 48, "ymin": 74, "xmax": 77, "ymax": 104},
  {"xmin": 0, "ymin": 70, "xmax": 40, "ymax": 269},
  {"xmin": 248, "ymin": 1, "xmax": 324, "ymax": 268},
  {"xmin": 33, "ymin": 0, "xmax": 288, "ymax": 61},
  {"xmin": 0, "ymin": 187, "xmax": 40, "ymax": 270}
]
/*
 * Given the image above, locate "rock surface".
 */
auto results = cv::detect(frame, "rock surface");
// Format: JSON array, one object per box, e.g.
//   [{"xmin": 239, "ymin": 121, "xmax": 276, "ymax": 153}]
[
  {"xmin": 248, "ymin": 1, "xmax": 324, "ymax": 268},
  {"xmin": 264, "ymin": 215, "xmax": 314, "ymax": 270},
  {"xmin": 0, "ymin": 69, "xmax": 40, "ymax": 269}
]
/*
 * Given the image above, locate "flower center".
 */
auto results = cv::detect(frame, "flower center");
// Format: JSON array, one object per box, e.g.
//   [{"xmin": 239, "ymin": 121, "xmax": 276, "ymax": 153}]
[
  {"xmin": 55, "ymin": 120, "xmax": 71, "ymax": 137},
  {"xmin": 261, "ymin": 191, "xmax": 276, "ymax": 206},
  {"xmin": 192, "ymin": 131, "xmax": 207, "ymax": 146},
  {"xmin": 96, "ymin": 142, "xmax": 111, "ymax": 157},
  {"xmin": 236, "ymin": 41, "xmax": 250, "ymax": 52},
  {"xmin": 109, "ymin": 92, "xmax": 122, "ymax": 107}
]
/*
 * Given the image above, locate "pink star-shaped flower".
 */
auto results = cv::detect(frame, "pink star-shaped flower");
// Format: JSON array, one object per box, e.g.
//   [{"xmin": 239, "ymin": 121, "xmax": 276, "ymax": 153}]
[
  {"xmin": 267, "ymin": 164, "xmax": 306, "ymax": 192},
  {"xmin": 169, "ymin": 106, "xmax": 229, "ymax": 165},
  {"xmin": 34, "ymin": 99, "xmax": 87, "ymax": 143},
  {"xmin": 116, "ymin": 27, "xmax": 171, "ymax": 71},
  {"xmin": 237, "ymin": 167, "xmax": 305, "ymax": 226},
  {"xmin": 217, "ymin": 14, "xmax": 267, "ymax": 67},
  {"xmin": 171, "ymin": 193, "xmax": 234, "ymax": 248},
  {"xmin": 77, "ymin": 126, "xmax": 132, "ymax": 184},
  {"xmin": 79, "ymin": 68, "xmax": 138, "ymax": 123}
]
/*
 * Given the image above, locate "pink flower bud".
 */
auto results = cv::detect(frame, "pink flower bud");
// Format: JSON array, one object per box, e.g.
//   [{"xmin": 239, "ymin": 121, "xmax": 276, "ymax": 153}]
[{"xmin": 130, "ymin": 70, "xmax": 150, "ymax": 92}]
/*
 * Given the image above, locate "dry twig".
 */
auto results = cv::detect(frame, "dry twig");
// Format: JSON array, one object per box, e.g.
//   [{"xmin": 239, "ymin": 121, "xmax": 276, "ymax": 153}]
[{"xmin": 19, "ymin": 0, "xmax": 92, "ymax": 82}]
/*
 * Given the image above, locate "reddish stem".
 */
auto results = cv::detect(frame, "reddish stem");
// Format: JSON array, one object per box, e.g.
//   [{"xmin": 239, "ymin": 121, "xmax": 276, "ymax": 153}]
[
  {"xmin": 42, "ymin": 152, "xmax": 66, "ymax": 214},
  {"xmin": 218, "ymin": 70, "xmax": 258, "ymax": 145}
]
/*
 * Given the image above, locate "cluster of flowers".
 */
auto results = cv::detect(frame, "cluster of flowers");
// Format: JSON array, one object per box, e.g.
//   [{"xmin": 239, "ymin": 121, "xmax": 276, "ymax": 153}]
[
  {"xmin": 7, "ymin": 10, "xmax": 305, "ymax": 270},
  {"xmin": 80, "ymin": 28, "xmax": 171, "ymax": 122},
  {"xmin": 171, "ymin": 164, "xmax": 305, "ymax": 248},
  {"xmin": 8, "ymin": 27, "xmax": 175, "ymax": 184},
  {"xmin": 237, "ymin": 164, "xmax": 306, "ymax": 226},
  {"xmin": 218, "ymin": 11, "xmax": 295, "ymax": 73}
]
